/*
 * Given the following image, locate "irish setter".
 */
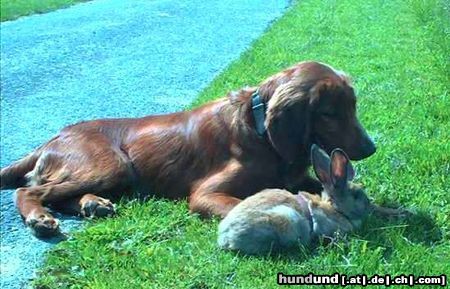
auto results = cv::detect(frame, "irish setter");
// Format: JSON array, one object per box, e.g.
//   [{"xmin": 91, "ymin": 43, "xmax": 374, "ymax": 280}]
[{"xmin": 0, "ymin": 61, "xmax": 376, "ymax": 237}]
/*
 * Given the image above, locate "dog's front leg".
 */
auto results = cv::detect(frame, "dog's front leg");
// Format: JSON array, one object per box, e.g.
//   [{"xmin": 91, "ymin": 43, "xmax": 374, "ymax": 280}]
[
  {"xmin": 189, "ymin": 191, "xmax": 241, "ymax": 219},
  {"xmin": 295, "ymin": 175, "xmax": 323, "ymax": 194},
  {"xmin": 189, "ymin": 161, "xmax": 243, "ymax": 218},
  {"xmin": 285, "ymin": 173, "xmax": 323, "ymax": 194},
  {"xmin": 283, "ymin": 161, "xmax": 323, "ymax": 194}
]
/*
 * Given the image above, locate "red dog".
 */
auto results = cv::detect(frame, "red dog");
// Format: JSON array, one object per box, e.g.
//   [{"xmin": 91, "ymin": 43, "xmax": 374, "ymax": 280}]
[{"xmin": 0, "ymin": 61, "xmax": 375, "ymax": 237}]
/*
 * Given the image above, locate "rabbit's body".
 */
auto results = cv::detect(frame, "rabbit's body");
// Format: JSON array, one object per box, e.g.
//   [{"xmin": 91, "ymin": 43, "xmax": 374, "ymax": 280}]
[
  {"xmin": 218, "ymin": 145, "xmax": 371, "ymax": 255},
  {"xmin": 218, "ymin": 189, "xmax": 312, "ymax": 254}
]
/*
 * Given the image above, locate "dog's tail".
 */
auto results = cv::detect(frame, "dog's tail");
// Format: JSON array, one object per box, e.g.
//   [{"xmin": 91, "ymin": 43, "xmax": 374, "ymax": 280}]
[{"xmin": 1, "ymin": 147, "xmax": 43, "ymax": 190}]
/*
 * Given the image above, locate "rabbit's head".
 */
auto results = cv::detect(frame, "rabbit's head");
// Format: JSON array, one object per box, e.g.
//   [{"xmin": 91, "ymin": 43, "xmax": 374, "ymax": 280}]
[{"xmin": 311, "ymin": 144, "xmax": 371, "ymax": 226}]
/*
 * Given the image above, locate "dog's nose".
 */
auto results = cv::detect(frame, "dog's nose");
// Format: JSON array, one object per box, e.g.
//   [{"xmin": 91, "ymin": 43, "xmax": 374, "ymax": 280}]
[
  {"xmin": 361, "ymin": 139, "xmax": 376, "ymax": 158},
  {"xmin": 349, "ymin": 138, "xmax": 376, "ymax": 161}
]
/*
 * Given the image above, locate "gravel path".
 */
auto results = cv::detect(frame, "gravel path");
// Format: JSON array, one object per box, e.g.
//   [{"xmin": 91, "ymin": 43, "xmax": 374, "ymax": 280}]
[{"xmin": 0, "ymin": 0, "xmax": 288, "ymax": 287}]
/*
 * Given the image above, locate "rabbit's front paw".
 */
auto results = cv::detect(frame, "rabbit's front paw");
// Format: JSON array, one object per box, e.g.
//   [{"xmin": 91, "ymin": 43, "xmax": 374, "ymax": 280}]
[{"xmin": 371, "ymin": 204, "xmax": 411, "ymax": 218}]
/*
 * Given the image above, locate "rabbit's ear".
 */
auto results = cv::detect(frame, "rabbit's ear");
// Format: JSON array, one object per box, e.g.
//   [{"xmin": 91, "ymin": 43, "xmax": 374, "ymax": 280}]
[
  {"xmin": 330, "ymin": 149, "xmax": 354, "ymax": 189},
  {"xmin": 311, "ymin": 144, "xmax": 332, "ymax": 186}
]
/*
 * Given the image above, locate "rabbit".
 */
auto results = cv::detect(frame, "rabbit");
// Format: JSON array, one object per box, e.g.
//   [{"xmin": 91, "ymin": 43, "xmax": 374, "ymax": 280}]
[{"xmin": 217, "ymin": 144, "xmax": 372, "ymax": 255}]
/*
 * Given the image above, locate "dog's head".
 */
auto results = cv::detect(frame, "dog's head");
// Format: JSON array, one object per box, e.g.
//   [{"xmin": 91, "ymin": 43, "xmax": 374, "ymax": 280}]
[{"xmin": 261, "ymin": 61, "xmax": 376, "ymax": 162}]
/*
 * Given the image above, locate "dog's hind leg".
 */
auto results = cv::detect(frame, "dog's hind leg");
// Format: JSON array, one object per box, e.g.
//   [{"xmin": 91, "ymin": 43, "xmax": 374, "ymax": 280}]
[
  {"xmin": 15, "ymin": 187, "xmax": 58, "ymax": 237},
  {"xmin": 17, "ymin": 174, "xmax": 126, "ymax": 237},
  {"xmin": 15, "ymin": 179, "xmax": 90, "ymax": 237},
  {"xmin": 52, "ymin": 193, "xmax": 116, "ymax": 218},
  {"xmin": 13, "ymin": 131, "xmax": 135, "ymax": 237}
]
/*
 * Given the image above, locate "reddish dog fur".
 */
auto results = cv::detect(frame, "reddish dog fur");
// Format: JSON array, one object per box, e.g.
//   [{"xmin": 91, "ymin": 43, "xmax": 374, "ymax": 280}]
[{"xmin": 0, "ymin": 61, "xmax": 375, "ymax": 237}]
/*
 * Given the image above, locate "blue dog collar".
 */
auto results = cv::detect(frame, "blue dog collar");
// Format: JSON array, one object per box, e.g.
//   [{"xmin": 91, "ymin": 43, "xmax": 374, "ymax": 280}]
[{"xmin": 251, "ymin": 90, "xmax": 266, "ymax": 136}]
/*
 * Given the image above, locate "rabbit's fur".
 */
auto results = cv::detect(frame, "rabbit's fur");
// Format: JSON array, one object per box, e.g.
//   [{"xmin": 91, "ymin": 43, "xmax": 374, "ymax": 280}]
[{"xmin": 218, "ymin": 145, "xmax": 371, "ymax": 255}]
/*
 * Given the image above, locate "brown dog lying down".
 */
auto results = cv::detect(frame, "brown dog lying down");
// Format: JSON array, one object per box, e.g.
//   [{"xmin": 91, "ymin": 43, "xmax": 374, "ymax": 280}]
[
  {"xmin": 0, "ymin": 61, "xmax": 376, "ymax": 237},
  {"xmin": 218, "ymin": 145, "xmax": 370, "ymax": 255}
]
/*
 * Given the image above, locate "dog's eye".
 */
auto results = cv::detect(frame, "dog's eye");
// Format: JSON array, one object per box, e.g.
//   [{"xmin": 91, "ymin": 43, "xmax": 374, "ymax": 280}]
[{"xmin": 321, "ymin": 111, "xmax": 336, "ymax": 118}]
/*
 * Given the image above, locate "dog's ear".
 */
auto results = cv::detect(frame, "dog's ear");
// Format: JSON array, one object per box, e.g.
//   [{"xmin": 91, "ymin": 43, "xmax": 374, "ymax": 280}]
[
  {"xmin": 330, "ymin": 148, "xmax": 354, "ymax": 189},
  {"xmin": 264, "ymin": 78, "xmax": 330, "ymax": 162},
  {"xmin": 311, "ymin": 144, "xmax": 332, "ymax": 186},
  {"xmin": 265, "ymin": 83, "xmax": 311, "ymax": 162}
]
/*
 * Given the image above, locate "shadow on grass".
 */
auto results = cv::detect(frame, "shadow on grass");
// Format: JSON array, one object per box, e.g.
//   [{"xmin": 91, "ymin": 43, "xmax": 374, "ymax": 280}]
[{"xmin": 366, "ymin": 202, "xmax": 443, "ymax": 245}]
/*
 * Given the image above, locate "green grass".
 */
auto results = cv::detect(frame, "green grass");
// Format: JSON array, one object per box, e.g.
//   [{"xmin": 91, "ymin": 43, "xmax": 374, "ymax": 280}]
[
  {"xmin": 1, "ymin": 0, "xmax": 88, "ymax": 22},
  {"xmin": 34, "ymin": 0, "xmax": 449, "ymax": 288}
]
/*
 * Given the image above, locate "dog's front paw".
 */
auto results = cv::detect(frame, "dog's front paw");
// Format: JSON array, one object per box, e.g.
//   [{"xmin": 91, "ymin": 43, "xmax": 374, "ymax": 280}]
[{"xmin": 81, "ymin": 197, "xmax": 115, "ymax": 218}]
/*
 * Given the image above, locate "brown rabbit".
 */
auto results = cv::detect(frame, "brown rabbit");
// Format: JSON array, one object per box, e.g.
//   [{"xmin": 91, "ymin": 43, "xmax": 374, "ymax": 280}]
[{"xmin": 217, "ymin": 144, "xmax": 371, "ymax": 255}]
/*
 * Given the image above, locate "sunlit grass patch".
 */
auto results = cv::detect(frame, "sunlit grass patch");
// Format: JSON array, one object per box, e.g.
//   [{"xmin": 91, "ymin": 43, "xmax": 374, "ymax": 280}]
[{"xmin": 1, "ymin": 0, "xmax": 89, "ymax": 22}]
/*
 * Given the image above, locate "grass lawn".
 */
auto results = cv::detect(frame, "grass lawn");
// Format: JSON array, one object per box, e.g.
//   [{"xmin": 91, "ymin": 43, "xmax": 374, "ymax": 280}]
[
  {"xmin": 1, "ymin": 0, "xmax": 88, "ymax": 22},
  {"xmin": 33, "ymin": 0, "xmax": 449, "ymax": 288}
]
